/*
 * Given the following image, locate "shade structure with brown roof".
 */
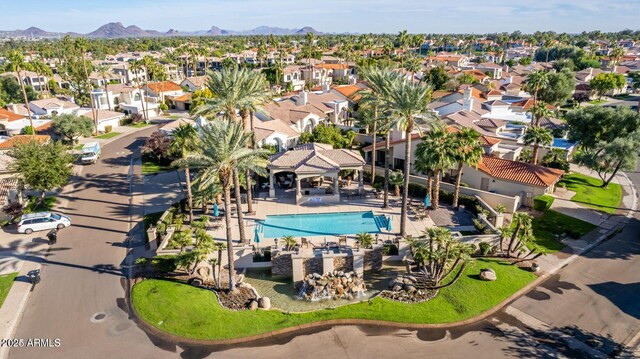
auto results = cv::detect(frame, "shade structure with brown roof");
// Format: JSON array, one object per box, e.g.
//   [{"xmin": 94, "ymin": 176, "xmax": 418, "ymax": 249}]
[{"xmin": 267, "ymin": 143, "xmax": 366, "ymax": 204}]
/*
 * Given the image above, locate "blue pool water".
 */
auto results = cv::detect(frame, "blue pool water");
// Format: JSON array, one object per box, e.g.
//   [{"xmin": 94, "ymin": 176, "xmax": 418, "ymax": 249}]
[
  {"xmin": 552, "ymin": 138, "xmax": 576, "ymax": 150},
  {"xmin": 259, "ymin": 211, "xmax": 387, "ymax": 239}
]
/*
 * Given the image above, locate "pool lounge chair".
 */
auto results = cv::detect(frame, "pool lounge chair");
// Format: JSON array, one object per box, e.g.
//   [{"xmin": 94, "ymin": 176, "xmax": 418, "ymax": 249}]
[
  {"xmin": 301, "ymin": 237, "xmax": 312, "ymax": 248},
  {"xmin": 338, "ymin": 236, "xmax": 347, "ymax": 246}
]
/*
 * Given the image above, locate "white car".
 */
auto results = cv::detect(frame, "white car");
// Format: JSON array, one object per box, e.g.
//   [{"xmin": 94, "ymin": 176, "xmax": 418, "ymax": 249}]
[{"xmin": 17, "ymin": 212, "xmax": 72, "ymax": 234}]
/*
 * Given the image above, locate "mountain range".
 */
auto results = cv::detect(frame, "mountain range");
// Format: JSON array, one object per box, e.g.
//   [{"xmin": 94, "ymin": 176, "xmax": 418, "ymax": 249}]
[{"xmin": 0, "ymin": 22, "xmax": 322, "ymax": 38}]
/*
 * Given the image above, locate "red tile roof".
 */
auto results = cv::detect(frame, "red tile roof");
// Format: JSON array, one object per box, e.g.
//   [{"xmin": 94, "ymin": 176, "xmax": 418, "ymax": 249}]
[
  {"xmin": 0, "ymin": 135, "xmax": 49, "ymax": 150},
  {"xmin": 146, "ymin": 81, "xmax": 182, "ymax": 93},
  {"xmin": 0, "ymin": 108, "xmax": 25, "ymax": 122},
  {"xmin": 477, "ymin": 155, "xmax": 564, "ymax": 187},
  {"xmin": 333, "ymin": 85, "xmax": 361, "ymax": 99}
]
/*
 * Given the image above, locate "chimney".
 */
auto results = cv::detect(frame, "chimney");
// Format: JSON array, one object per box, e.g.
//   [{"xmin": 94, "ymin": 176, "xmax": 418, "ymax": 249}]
[
  {"xmin": 296, "ymin": 91, "xmax": 308, "ymax": 106},
  {"xmin": 7, "ymin": 103, "xmax": 18, "ymax": 114},
  {"xmin": 612, "ymin": 65, "xmax": 617, "ymax": 74},
  {"xmin": 463, "ymin": 87, "xmax": 472, "ymax": 100},
  {"xmin": 348, "ymin": 76, "xmax": 356, "ymax": 85},
  {"xmin": 322, "ymin": 83, "xmax": 330, "ymax": 94},
  {"xmin": 507, "ymin": 76, "xmax": 514, "ymax": 84}
]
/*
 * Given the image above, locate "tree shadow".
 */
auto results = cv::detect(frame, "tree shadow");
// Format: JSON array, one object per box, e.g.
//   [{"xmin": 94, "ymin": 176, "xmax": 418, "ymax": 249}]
[{"xmin": 588, "ymin": 281, "xmax": 640, "ymax": 320}]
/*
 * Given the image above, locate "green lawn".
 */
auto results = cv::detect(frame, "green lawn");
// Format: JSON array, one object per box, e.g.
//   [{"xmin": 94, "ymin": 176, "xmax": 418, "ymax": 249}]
[
  {"xmin": 143, "ymin": 211, "xmax": 164, "ymax": 242},
  {"xmin": 559, "ymin": 173, "xmax": 622, "ymax": 214},
  {"xmin": 529, "ymin": 210, "xmax": 597, "ymax": 253},
  {"xmin": 132, "ymin": 259, "xmax": 536, "ymax": 340},
  {"xmin": 73, "ymin": 144, "xmax": 84, "ymax": 150},
  {"xmin": 587, "ymin": 99, "xmax": 607, "ymax": 105},
  {"xmin": 128, "ymin": 123, "xmax": 151, "ymax": 128},
  {"xmin": 0, "ymin": 272, "xmax": 18, "ymax": 308},
  {"xmin": 94, "ymin": 132, "xmax": 121, "ymax": 139},
  {"xmin": 142, "ymin": 158, "xmax": 172, "ymax": 175},
  {"xmin": 25, "ymin": 196, "xmax": 56, "ymax": 213}
]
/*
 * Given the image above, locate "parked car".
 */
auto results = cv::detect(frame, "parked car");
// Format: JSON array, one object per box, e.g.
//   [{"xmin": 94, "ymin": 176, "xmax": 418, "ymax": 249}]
[
  {"xmin": 17, "ymin": 212, "xmax": 72, "ymax": 234},
  {"xmin": 81, "ymin": 142, "xmax": 101, "ymax": 164}
]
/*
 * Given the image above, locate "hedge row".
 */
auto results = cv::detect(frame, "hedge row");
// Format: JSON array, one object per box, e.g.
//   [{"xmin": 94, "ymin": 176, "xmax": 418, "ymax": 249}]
[{"xmin": 533, "ymin": 195, "xmax": 555, "ymax": 211}]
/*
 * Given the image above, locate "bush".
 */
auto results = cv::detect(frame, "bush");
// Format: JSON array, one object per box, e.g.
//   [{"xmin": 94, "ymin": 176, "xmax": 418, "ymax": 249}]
[
  {"xmin": 472, "ymin": 218, "xmax": 486, "ymax": 232},
  {"xmin": 151, "ymin": 254, "xmax": 178, "ymax": 273},
  {"xmin": 156, "ymin": 221, "xmax": 167, "ymax": 237},
  {"xmin": 382, "ymin": 244, "xmax": 399, "ymax": 256},
  {"xmin": 533, "ymin": 195, "xmax": 555, "ymax": 211},
  {"xmin": 479, "ymin": 242, "xmax": 492, "ymax": 256},
  {"xmin": 2, "ymin": 201, "xmax": 24, "ymax": 222},
  {"xmin": 160, "ymin": 103, "xmax": 169, "ymax": 112},
  {"xmin": 263, "ymin": 250, "xmax": 271, "ymax": 262},
  {"xmin": 23, "ymin": 126, "xmax": 35, "ymax": 135},
  {"xmin": 408, "ymin": 183, "xmax": 427, "ymax": 197},
  {"xmin": 104, "ymin": 125, "xmax": 113, "ymax": 133}
]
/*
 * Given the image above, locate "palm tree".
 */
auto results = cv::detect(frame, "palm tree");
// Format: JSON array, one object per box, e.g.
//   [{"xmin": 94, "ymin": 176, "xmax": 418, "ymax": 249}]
[
  {"xmin": 185, "ymin": 119, "xmax": 268, "ymax": 291},
  {"xmin": 523, "ymin": 126, "xmax": 553, "ymax": 165},
  {"xmin": 524, "ymin": 70, "xmax": 549, "ymax": 126},
  {"xmin": 388, "ymin": 171, "xmax": 404, "ymax": 196},
  {"xmin": 5, "ymin": 51, "xmax": 34, "ymax": 136},
  {"xmin": 130, "ymin": 60, "xmax": 149, "ymax": 122},
  {"xmin": 609, "ymin": 46, "xmax": 625, "ymax": 66},
  {"xmin": 414, "ymin": 127, "xmax": 456, "ymax": 210},
  {"xmin": 451, "ymin": 128, "xmax": 484, "ymax": 208},
  {"xmin": 170, "ymin": 123, "xmax": 199, "ymax": 222},
  {"xmin": 505, "ymin": 212, "xmax": 534, "ymax": 257},
  {"xmin": 355, "ymin": 66, "xmax": 401, "ymax": 194},
  {"xmin": 74, "ymin": 38, "xmax": 98, "ymax": 133},
  {"xmin": 386, "ymin": 79, "xmax": 436, "ymax": 236},
  {"xmin": 96, "ymin": 65, "xmax": 112, "ymax": 111}
]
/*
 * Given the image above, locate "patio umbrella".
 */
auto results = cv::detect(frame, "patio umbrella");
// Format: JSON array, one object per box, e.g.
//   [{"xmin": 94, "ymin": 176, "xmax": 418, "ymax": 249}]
[
  {"xmin": 386, "ymin": 215, "xmax": 393, "ymax": 231},
  {"xmin": 213, "ymin": 203, "xmax": 219, "ymax": 217},
  {"xmin": 254, "ymin": 225, "xmax": 261, "ymax": 248},
  {"xmin": 424, "ymin": 194, "xmax": 430, "ymax": 208}
]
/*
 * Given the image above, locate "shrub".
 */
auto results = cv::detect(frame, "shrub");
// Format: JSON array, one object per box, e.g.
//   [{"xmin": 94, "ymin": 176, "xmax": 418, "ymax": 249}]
[
  {"xmin": 2, "ymin": 201, "xmax": 24, "ymax": 222},
  {"xmin": 479, "ymin": 242, "xmax": 492, "ymax": 256},
  {"xmin": 156, "ymin": 221, "xmax": 167, "ymax": 236},
  {"xmin": 472, "ymin": 218, "xmax": 486, "ymax": 232},
  {"xmin": 104, "ymin": 125, "xmax": 113, "ymax": 133},
  {"xmin": 263, "ymin": 250, "xmax": 271, "ymax": 262},
  {"xmin": 382, "ymin": 244, "xmax": 399, "ymax": 256},
  {"xmin": 160, "ymin": 103, "xmax": 169, "ymax": 112},
  {"xmin": 533, "ymin": 195, "xmax": 555, "ymax": 211},
  {"xmin": 253, "ymin": 252, "xmax": 263, "ymax": 262},
  {"xmin": 151, "ymin": 254, "xmax": 178, "ymax": 273},
  {"xmin": 408, "ymin": 183, "xmax": 427, "ymax": 197},
  {"xmin": 23, "ymin": 126, "xmax": 34, "ymax": 135},
  {"xmin": 496, "ymin": 204, "xmax": 506, "ymax": 214}
]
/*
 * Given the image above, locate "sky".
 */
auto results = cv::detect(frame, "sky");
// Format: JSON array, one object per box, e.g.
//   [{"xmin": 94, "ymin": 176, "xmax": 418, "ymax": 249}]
[{"xmin": 1, "ymin": 0, "xmax": 638, "ymax": 34}]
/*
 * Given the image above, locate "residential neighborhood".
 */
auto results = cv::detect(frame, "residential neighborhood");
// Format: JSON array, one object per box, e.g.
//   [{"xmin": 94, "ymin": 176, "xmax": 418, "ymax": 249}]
[{"xmin": 0, "ymin": 3, "xmax": 638, "ymax": 359}]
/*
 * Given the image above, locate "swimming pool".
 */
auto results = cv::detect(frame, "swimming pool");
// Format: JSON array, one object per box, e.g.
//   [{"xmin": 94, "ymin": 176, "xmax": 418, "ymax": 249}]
[
  {"xmin": 258, "ymin": 211, "xmax": 387, "ymax": 239},
  {"xmin": 552, "ymin": 138, "xmax": 576, "ymax": 150}
]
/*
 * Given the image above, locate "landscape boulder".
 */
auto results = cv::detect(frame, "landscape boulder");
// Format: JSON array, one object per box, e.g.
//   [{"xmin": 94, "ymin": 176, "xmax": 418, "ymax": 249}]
[
  {"xmin": 479, "ymin": 268, "xmax": 497, "ymax": 281},
  {"xmin": 258, "ymin": 297, "xmax": 271, "ymax": 310}
]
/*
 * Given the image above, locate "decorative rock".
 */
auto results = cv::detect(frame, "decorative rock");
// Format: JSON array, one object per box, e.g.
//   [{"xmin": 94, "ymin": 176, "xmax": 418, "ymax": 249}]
[
  {"xmin": 404, "ymin": 284, "xmax": 417, "ymax": 293},
  {"xmin": 249, "ymin": 300, "xmax": 259, "ymax": 311},
  {"xmin": 479, "ymin": 268, "xmax": 497, "ymax": 281},
  {"xmin": 295, "ymin": 271, "xmax": 366, "ymax": 301},
  {"xmin": 392, "ymin": 284, "xmax": 403, "ymax": 292},
  {"xmin": 258, "ymin": 297, "xmax": 271, "ymax": 310}
]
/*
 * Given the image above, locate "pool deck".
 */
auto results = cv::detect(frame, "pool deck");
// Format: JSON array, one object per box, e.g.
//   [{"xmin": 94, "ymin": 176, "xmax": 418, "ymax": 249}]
[{"xmin": 207, "ymin": 185, "xmax": 434, "ymax": 245}]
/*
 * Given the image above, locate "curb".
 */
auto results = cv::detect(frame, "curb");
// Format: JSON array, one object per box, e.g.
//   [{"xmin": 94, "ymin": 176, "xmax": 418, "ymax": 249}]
[{"xmin": 124, "ymin": 172, "xmax": 639, "ymax": 346}]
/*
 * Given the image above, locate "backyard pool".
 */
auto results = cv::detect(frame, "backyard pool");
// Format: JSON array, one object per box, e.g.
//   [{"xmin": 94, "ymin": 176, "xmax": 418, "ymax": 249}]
[{"xmin": 259, "ymin": 211, "xmax": 388, "ymax": 239}]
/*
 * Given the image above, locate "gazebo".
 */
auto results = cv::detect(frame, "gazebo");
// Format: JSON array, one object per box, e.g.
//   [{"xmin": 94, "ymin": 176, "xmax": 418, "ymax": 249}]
[{"xmin": 268, "ymin": 143, "xmax": 366, "ymax": 205}]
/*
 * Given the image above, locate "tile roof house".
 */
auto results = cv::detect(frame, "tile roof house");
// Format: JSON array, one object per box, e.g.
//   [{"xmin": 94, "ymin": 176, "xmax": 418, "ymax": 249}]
[
  {"xmin": 143, "ymin": 81, "xmax": 183, "ymax": 102},
  {"xmin": 28, "ymin": 98, "xmax": 80, "ymax": 117},
  {"xmin": 460, "ymin": 154, "xmax": 564, "ymax": 204},
  {"xmin": 180, "ymin": 76, "xmax": 208, "ymax": 92},
  {"xmin": 254, "ymin": 119, "xmax": 301, "ymax": 152}
]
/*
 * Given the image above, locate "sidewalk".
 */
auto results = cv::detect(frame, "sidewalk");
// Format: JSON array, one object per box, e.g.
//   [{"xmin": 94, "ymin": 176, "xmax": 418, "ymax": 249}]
[{"xmin": 534, "ymin": 167, "xmax": 637, "ymax": 276}]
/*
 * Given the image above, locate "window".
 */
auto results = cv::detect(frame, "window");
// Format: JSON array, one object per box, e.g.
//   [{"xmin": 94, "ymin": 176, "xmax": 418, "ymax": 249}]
[
  {"xmin": 134, "ymin": 93, "xmax": 141, "ymax": 101},
  {"xmin": 286, "ymin": 75, "xmax": 291, "ymax": 81},
  {"xmin": 113, "ymin": 98, "xmax": 119, "ymax": 105},
  {"xmin": 99, "ymin": 97, "xmax": 107, "ymax": 105}
]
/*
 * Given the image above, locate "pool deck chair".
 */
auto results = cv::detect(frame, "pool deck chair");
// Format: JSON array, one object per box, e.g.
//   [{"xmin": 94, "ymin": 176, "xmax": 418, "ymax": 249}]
[{"xmin": 301, "ymin": 237, "xmax": 311, "ymax": 248}]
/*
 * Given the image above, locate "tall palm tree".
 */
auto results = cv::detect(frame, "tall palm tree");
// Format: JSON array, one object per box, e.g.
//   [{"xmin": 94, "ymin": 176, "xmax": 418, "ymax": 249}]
[
  {"xmin": 5, "ymin": 51, "xmax": 34, "ymax": 136},
  {"xmin": 451, "ymin": 128, "xmax": 484, "ymax": 208},
  {"xmin": 386, "ymin": 79, "xmax": 436, "ymax": 236},
  {"xmin": 524, "ymin": 70, "xmax": 549, "ymax": 126},
  {"xmin": 185, "ymin": 120, "xmax": 268, "ymax": 291},
  {"xmin": 414, "ymin": 127, "xmax": 455, "ymax": 210},
  {"xmin": 171, "ymin": 123, "xmax": 199, "ymax": 222},
  {"xmin": 523, "ymin": 126, "xmax": 553, "ymax": 165},
  {"xmin": 130, "ymin": 60, "xmax": 149, "ymax": 122},
  {"xmin": 96, "ymin": 64, "xmax": 112, "ymax": 110},
  {"xmin": 354, "ymin": 66, "xmax": 401, "ymax": 196},
  {"xmin": 194, "ymin": 66, "xmax": 268, "ymax": 242},
  {"xmin": 74, "ymin": 38, "xmax": 98, "ymax": 133}
]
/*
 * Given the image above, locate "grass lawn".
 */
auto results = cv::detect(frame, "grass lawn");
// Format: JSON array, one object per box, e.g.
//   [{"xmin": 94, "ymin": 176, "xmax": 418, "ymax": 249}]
[
  {"xmin": 132, "ymin": 259, "xmax": 536, "ymax": 340},
  {"xmin": 529, "ymin": 210, "xmax": 597, "ymax": 253},
  {"xmin": 0, "ymin": 272, "xmax": 18, "ymax": 308},
  {"xmin": 587, "ymin": 99, "xmax": 607, "ymax": 105},
  {"xmin": 25, "ymin": 196, "xmax": 56, "ymax": 212},
  {"xmin": 143, "ymin": 211, "xmax": 164, "ymax": 242},
  {"xmin": 142, "ymin": 158, "xmax": 172, "ymax": 175},
  {"xmin": 73, "ymin": 144, "xmax": 84, "ymax": 150},
  {"xmin": 128, "ymin": 123, "xmax": 151, "ymax": 128},
  {"xmin": 559, "ymin": 173, "xmax": 622, "ymax": 214},
  {"xmin": 94, "ymin": 132, "xmax": 121, "ymax": 140}
]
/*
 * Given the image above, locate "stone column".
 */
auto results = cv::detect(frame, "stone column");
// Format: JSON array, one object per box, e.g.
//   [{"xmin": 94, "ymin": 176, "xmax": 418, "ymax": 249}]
[
  {"xmin": 358, "ymin": 169, "xmax": 364, "ymax": 193},
  {"xmin": 333, "ymin": 176, "xmax": 339, "ymax": 195},
  {"xmin": 353, "ymin": 250, "xmax": 364, "ymax": 276},
  {"xmin": 269, "ymin": 171, "xmax": 275, "ymax": 198},
  {"xmin": 292, "ymin": 255, "xmax": 304, "ymax": 282},
  {"xmin": 295, "ymin": 176, "xmax": 301, "ymax": 196},
  {"xmin": 322, "ymin": 254, "xmax": 334, "ymax": 274}
]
